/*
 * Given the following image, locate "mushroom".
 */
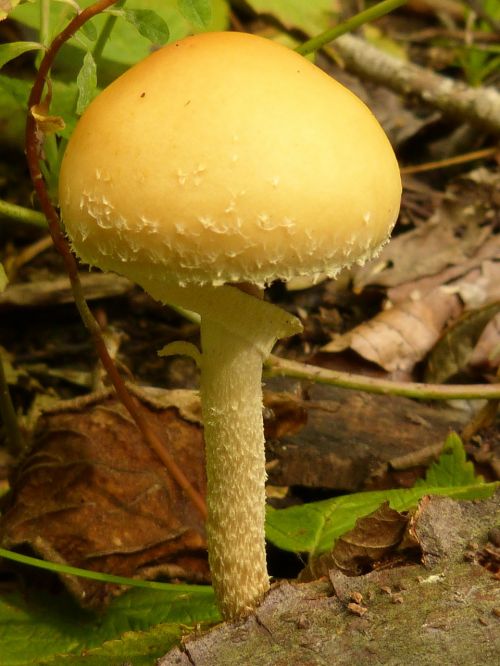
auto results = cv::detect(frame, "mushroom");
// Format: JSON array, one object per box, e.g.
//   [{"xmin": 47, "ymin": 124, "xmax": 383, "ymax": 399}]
[{"xmin": 58, "ymin": 31, "xmax": 401, "ymax": 619}]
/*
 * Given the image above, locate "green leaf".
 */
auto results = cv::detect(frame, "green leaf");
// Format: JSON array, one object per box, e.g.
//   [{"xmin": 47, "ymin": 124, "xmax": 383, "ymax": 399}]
[
  {"xmin": 415, "ymin": 432, "xmax": 479, "ymax": 488},
  {"xmin": 9, "ymin": 1, "xmax": 229, "ymax": 68},
  {"xmin": 0, "ymin": 263, "xmax": 7, "ymax": 292},
  {"xmin": 123, "ymin": 9, "xmax": 170, "ymax": 44},
  {"xmin": 177, "ymin": 0, "xmax": 212, "ymax": 29},
  {"xmin": 37, "ymin": 623, "xmax": 186, "ymax": 665},
  {"xmin": 0, "ymin": 41, "xmax": 43, "ymax": 69},
  {"xmin": 0, "ymin": 74, "xmax": 27, "ymax": 145},
  {"xmin": 80, "ymin": 17, "xmax": 98, "ymax": 42},
  {"xmin": 244, "ymin": 0, "xmax": 333, "ymax": 35},
  {"xmin": 76, "ymin": 50, "xmax": 97, "ymax": 115},
  {"xmin": 0, "ymin": 74, "xmax": 81, "ymax": 144},
  {"xmin": 0, "ymin": 585, "xmax": 219, "ymax": 665},
  {"xmin": 266, "ymin": 433, "xmax": 498, "ymax": 556}
]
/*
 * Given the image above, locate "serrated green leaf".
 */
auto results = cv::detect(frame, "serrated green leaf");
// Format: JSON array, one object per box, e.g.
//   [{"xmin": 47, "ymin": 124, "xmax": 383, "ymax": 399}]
[
  {"xmin": 0, "ymin": 585, "xmax": 219, "ymax": 666},
  {"xmin": 178, "ymin": 0, "xmax": 212, "ymax": 29},
  {"xmin": 76, "ymin": 50, "xmax": 97, "ymax": 115},
  {"xmin": 38, "ymin": 623, "xmax": 184, "ymax": 665},
  {"xmin": 0, "ymin": 41, "xmax": 43, "ymax": 69},
  {"xmin": 266, "ymin": 433, "xmax": 498, "ymax": 556},
  {"xmin": 415, "ymin": 432, "xmax": 479, "ymax": 488},
  {"xmin": 0, "ymin": 263, "xmax": 7, "ymax": 292},
  {"xmin": 123, "ymin": 9, "xmax": 170, "ymax": 44}
]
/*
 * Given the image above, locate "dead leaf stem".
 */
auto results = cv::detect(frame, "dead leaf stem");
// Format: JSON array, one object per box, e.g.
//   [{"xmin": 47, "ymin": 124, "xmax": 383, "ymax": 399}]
[
  {"xmin": 24, "ymin": 0, "xmax": 207, "ymax": 521},
  {"xmin": 266, "ymin": 355, "xmax": 500, "ymax": 401}
]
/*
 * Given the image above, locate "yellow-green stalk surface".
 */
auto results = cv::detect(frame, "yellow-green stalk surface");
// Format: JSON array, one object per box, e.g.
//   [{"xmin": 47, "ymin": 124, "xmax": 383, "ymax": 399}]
[{"xmin": 155, "ymin": 284, "xmax": 301, "ymax": 617}]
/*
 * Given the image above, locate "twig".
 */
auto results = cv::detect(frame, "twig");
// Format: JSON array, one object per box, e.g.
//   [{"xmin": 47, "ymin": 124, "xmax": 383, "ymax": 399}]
[
  {"xmin": 404, "ymin": 27, "xmax": 500, "ymax": 44},
  {"xmin": 24, "ymin": 0, "xmax": 207, "ymax": 520},
  {"xmin": 265, "ymin": 355, "xmax": 500, "ymax": 401},
  {"xmin": 330, "ymin": 33, "xmax": 500, "ymax": 135},
  {"xmin": 401, "ymin": 146, "xmax": 499, "ymax": 174}
]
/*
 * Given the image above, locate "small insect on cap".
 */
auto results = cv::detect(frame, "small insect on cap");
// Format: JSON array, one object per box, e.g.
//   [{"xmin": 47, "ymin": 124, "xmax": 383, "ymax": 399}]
[{"xmin": 59, "ymin": 31, "xmax": 401, "ymax": 289}]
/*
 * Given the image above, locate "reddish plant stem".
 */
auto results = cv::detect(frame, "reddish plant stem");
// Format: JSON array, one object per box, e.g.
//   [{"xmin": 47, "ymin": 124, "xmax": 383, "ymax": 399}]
[{"xmin": 24, "ymin": 0, "xmax": 207, "ymax": 521}]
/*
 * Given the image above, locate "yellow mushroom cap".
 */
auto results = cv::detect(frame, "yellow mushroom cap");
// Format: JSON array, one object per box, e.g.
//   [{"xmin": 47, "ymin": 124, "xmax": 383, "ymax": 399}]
[{"xmin": 59, "ymin": 31, "xmax": 401, "ymax": 288}]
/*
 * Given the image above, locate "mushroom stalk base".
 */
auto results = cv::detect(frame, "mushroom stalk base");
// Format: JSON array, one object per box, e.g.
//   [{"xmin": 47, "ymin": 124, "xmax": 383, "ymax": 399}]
[{"xmin": 146, "ymin": 283, "xmax": 301, "ymax": 618}]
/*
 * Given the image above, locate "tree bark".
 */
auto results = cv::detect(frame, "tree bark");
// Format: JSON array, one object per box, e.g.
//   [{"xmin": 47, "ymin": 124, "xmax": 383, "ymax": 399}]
[{"xmin": 160, "ymin": 494, "xmax": 500, "ymax": 665}]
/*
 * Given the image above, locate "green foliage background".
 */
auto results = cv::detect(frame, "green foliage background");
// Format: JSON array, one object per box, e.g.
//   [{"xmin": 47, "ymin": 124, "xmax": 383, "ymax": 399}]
[{"xmin": 0, "ymin": 1, "xmax": 497, "ymax": 663}]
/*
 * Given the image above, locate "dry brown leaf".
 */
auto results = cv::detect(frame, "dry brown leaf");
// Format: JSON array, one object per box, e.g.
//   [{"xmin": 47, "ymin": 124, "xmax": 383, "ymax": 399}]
[
  {"xmin": 354, "ymin": 168, "xmax": 499, "ymax": 291},
  {"xmin": 469, "ymin": 312, "xmax": 500, "ymax": 371},
  {"xmin": 442, "ymin": 261, "xmax": 500, "ymax": 310},
  {"xmin": 320, "ymin": 171, "xmax": 500, "ymax": 376},
  {"xmin": 322, "ymin": 259, "xmax": 500, "ymax": 377},
  {"xmin": 301, "ymin": 502, "xmax": 411, "ymax": 581},
  {"xmin": 425, "ymin": 302, "xmax": 500, "ymax": 383},
  {"xmin": 31, "ymin": 104, "xmax": 65, "ymax": 134},
  {"xmin": 302, "ymin": 494, "xmax": 500, "ymax": 587},
  {"xmin": 387, "ymin": 237, "xmax": 500, "ymax": 305},
  {"xmin": 329, "ymin": 502, "xmax": 409, "ymax": 574},
  {"xmin": 354, "ymin": 214, "xmax": 486, "ymax": 291},
  {"xmin": 0, "ymin": 391, "xmax": 208, "ymax": 609},
  {"xmin": 322, "ymin": 288, "xmax": 461, "ymax": 374},
  {"xmin": 0, "ymin": 386, "xmax": 317, "ymax": 608}
]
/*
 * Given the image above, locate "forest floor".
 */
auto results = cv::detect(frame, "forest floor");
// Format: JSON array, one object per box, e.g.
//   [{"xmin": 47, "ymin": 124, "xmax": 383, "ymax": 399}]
[{"xmin": 0, "ymin": 1, "xmax": 499, "ymax": 664}]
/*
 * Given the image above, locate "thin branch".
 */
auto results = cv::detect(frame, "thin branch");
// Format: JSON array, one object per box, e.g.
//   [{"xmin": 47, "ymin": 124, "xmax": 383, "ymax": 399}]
[
  {"xmin": 401, "ymin": 146, "xmax": 498, "ymax": 174},
  {"xmin": 330, "ymin": 33, "xmax": 500, "ymax": 135},
  {"xmin": 265, "ymin": 355, "xmax": 500, "ymax": 401},
  {"xmin": 24, "ymin": 0, "xmax": 207, "ymax": 520}
]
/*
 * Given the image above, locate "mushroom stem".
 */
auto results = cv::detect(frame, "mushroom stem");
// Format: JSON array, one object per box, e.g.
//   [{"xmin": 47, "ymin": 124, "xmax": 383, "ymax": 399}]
[
  {"xmin": 201, "ymin": 315, "xmax": 271, "ymax": 617},
  {"xmin": 147, "ymin": 283, "xmax": 301, "ymax": 617}
]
